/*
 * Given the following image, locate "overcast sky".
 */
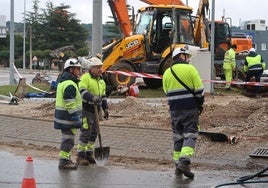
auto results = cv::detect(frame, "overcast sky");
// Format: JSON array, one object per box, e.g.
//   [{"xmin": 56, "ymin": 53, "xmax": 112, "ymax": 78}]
[{"xmin": 0, "ymin": 0, "xmax": 267, "ymax": 26}]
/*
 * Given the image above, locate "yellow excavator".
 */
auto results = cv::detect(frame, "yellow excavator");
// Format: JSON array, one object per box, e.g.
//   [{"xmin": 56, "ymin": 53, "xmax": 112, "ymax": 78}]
[
  {"xmin": 102, "ymin": 0, "xmax": 252, "ymax": 88},
  {"xmin": 103, "ymin": 0, "xmax": 198, "ymax": 88}
]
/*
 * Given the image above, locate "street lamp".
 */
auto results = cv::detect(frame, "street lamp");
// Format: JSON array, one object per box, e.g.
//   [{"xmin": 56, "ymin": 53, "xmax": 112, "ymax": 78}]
[
  {"xmin": 23, "ymin": 0, "xmax": 26, "ymax": 71},
  {"xmin": 9, "ymin": 0, "xmax": 15, "ymax": 84}
]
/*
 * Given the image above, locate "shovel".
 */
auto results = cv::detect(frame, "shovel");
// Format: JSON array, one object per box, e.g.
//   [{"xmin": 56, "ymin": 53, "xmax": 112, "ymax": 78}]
[
  {"xmin": 94, "ymin": 104, "xmax": 110, "ymax": 166},
  {"xmin": 199, "ymin": 130, "xmax": 229, "ymax": 142}
]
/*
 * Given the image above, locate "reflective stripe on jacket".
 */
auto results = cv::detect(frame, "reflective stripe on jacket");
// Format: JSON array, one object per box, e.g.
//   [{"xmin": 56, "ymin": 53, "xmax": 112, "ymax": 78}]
[
  {"xmin": 54, "ymin": 79, "xmax": 82, "ymax": 129},
  {"xmin": 79, "ymin": 73, "xmax": 107, "ymax": 112},
  {"xmin": 223, "ymin": 48, "xmax": 236, "ymax": 70},
  {"xmin": 244, "ymin": 54, "xmax": 265, "ymax": 72},
  {"xmin": 162, "ymin": 63, "xmax": 204, "ymax": 111}
]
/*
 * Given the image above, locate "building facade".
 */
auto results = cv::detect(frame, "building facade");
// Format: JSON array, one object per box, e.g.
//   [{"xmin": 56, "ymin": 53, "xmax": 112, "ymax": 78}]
[{"xmin": 239, "ymin": 19, "xmax": 268, "ymax": 63}]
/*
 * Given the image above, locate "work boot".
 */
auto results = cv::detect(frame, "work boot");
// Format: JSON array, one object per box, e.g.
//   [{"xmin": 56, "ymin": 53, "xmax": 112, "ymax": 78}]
[
  {"xmin": 58, "ymin": 159, "xmax": 77, "ymax": 170},
  {"xmin": 175, "ymin": 164, "xmax": 182, "ymax": 176},
  {"xmin": 86, "ymin": 151, "xmax": 96, "ymax": 164},
  {"xmin": 77, "ymin": 152, "xmax": 90, "ymax": 166},
  {"xmin": 177, "ymin": 162, "xmax": 194, "ymax": 179},
  {"xmin": 175, "ymin": 168, "xmax": 183, "ymax": 176}
]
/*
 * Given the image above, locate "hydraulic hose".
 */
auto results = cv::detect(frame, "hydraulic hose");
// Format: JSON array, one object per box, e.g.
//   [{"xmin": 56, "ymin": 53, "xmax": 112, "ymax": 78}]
[
  {"xmin": 237, "ymin": 166, "xmax": 268, "ymax": 182},
  {"xmin": 214, "ymin": 166, "xmax": 268, "ymax": 188}
]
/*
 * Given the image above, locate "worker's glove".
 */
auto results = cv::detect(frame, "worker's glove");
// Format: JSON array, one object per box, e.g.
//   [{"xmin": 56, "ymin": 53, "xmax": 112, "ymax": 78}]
[
  {"xmin": 103, "ymin": 109, "xmax": 109, "ymax": 120},
  {"xmin": 70, "ymin": 114, "xmax": 82, "ymax": 128},
  {"xmin": 92, "ymin": 96, "xmax": 101, "ymax": 105}
]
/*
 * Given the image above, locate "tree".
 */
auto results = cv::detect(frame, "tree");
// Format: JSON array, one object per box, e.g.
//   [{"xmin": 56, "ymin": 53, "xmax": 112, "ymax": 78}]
[
  {"xmin": 41, "ymin": 2, "xmax": 89, "ymax": 51},
  {"xmin": 25, "ymin": 1, "xmax": 89, "ymax": 54},
  {"xmin": 22, "ymin": 1, "xmax": 89, "ymax": 69},
  {"xmin": 76, "ymin": 47, "xmax": 90, "ymax": 57},
  {"xmin": 0, "ymin": 33, "xmax": 24, "ymax": 68},
  {"xmin": 103, "ymin": 21, "xmax": 121, "ymax": 42},
  {"xmin": 25, "ymin": 0, "xmax": 44, "ymax": 50}
]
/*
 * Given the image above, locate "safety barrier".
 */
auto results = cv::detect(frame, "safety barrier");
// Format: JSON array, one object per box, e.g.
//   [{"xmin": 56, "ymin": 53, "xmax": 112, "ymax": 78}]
[{"xmin": 107, "ymin": 70, "xmax": 268, "ymax": 87}]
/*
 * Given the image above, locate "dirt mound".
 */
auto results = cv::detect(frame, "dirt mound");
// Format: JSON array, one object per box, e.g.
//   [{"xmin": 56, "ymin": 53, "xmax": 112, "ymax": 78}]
[{"xmin": 105, "ymin": 97, "xmax": 170, "ymax": 129}]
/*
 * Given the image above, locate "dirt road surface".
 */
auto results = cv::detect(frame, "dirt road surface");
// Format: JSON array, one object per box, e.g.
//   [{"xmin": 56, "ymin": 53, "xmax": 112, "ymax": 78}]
[{"xmin": 0, "ymin": 92, "xmax": 267, "ymax": 172}]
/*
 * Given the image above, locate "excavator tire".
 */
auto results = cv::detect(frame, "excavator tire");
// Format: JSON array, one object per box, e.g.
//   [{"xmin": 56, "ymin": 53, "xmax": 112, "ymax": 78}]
[{"xmin": 108, "ymin": 61, "xmax": 136, "ymax": 87}]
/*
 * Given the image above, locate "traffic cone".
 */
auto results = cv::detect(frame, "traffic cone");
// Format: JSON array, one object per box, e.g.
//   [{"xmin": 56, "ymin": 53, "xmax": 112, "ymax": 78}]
[{"xmin": 21, "ymin": 156, "xmax": 36, "ymax": 188}]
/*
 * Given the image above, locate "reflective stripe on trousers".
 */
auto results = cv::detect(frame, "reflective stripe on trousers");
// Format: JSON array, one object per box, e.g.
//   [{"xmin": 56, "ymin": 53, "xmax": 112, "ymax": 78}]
[
  {"xmin": 59, "ymin": 128, "xmax": 77, "ymax": 159},
  {"xmin": 170, "ymin": 109, "xmax": 199, "ymax": 163}
]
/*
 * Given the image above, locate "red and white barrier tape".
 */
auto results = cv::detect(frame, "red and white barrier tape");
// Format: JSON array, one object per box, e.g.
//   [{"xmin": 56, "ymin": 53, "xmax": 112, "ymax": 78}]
[
  {"xmin": 106, "ymin": 70, "xmax": 162, "ymax": 79},
  {"xmin": 107, "ymin": 70, "xmax": 268, "ymax": 87},
  {"xmin": 202, "ymin": 80, "xmax": 268, "ymax": 86}
]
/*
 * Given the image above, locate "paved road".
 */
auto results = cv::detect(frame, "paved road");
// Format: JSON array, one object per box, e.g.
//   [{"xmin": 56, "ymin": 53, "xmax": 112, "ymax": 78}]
[
  {"xmin": 0, "ymin": 68, "xmax": 58, "ymax": 85},
  {"xmin": 0, "ymin": 115, "xmax": 267, "ymax": 187}
]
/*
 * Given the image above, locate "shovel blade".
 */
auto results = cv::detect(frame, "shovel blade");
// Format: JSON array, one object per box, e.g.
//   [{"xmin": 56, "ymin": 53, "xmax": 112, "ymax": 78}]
[
  {"xmin": 199, "ymin": 131, "xmax": 228, "ymax": 142},
  {"xmin": 94, "ymin": 147, "xmax": 110, "ymax": 166}
]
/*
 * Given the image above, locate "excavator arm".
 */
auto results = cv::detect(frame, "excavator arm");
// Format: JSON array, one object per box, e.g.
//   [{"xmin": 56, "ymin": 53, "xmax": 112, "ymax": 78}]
[
  {"xmin": 193, "ymin": 0, "xmax": 210, "ymax": 48},
  {"xmin": 108, "ymin": 0, "xmax": 133, "ymax": 37}
]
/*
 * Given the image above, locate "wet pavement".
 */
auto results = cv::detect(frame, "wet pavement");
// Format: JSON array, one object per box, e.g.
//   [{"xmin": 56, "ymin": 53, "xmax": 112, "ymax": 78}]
[
  {"xmin": 0, "ymin": 114, "xmax": 267, "ymax": 187},
  {"xmin": 1, "ymin": 151, "xmax": 267, "ymax": 188}
]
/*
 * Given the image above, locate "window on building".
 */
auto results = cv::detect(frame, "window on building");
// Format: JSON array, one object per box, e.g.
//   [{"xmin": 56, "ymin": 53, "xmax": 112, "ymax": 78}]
[
  {"xmin": 251, "ymin": 24, "xmax": 255, "ymax": 30},
  {"xmin": 261, "ymin": 43, "xmax": 266, "ymax": 51}
]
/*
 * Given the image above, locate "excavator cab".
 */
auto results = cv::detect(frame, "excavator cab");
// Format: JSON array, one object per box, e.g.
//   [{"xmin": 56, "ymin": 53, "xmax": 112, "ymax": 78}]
[
  {"xmin": 211, "ymin": 21, "xmax": 232, "ymax": 60},
  {"xmin": 135, "ymin": 6, "xmax": 194, "ymax": 57}
]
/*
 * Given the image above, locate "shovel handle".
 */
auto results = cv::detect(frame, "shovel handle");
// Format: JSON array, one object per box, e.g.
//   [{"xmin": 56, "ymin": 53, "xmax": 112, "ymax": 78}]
[{"xmin": 94, "ymin": 104, "xmax": 103, "ymax": 149}]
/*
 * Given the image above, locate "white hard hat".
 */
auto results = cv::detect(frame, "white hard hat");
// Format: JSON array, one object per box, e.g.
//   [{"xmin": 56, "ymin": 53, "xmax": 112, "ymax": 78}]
[
  {"xmin": 78, "ymin": 56, "xmax": 91, "ymax": 70},
  {"xmin": 64, "ymin": 58, "xmax": 81, "ymax": 70},
  {"xmin": 249, "ymin": 48, "xmax": 256, "ymax": 52},
  {"xmin": 172, "ymin": 47, "xmax": 192, "ymax": 58},
  {"xmin": 89, "ymin": 57, "xmax": 103, "ymax": 69}
]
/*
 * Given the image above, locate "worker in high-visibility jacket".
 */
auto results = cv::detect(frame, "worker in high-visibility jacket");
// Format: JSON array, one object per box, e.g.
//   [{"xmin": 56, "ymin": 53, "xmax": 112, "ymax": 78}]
[
  {"xmin": 244, "ymin": 48, "xmax": 266, "ymax": 95},
  {"xmin": 54, "ymin": 58, "xmax": 82, "ymax": 170},
  {"xmin": 244, "ymin": 48, "xmax": 265, "ymax": 82},
  {"xmin": 76, "ymin": 57, "xmax": 109, "ymax": 166},
  {"xmin": 223, "ymin": 44, "xmax": 237, "ymax": 90},
  {"xmin": 162, "ymin": 46, "xmax": 204, "ymax": 179}
]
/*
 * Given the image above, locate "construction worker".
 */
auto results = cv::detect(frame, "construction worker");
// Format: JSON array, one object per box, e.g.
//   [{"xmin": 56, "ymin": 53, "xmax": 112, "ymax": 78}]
[
  {"xmin": 223, "ymin": 44, "xmax": 237, "ymax": 90},
  {"xmin": 162, "ymin": 47, "xmax": 204, "ymax": 179},
  {"xmin": 76, "ymin": 56, "xmax": 109, "ymax": 166},
  {"xmin": 54, "ymin": 58, "xmax": 82, "ymax": 170},
  {"xmin": 244, "ymin": 48, "xmax": 266, "ymax": 95},
  {"xmin": 244, "ymin": 48, "xmax": 265, "ymax": 82}
]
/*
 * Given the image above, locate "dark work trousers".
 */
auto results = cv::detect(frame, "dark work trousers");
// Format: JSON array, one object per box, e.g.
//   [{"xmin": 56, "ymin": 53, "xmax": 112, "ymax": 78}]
[
  {"xmin": 245, "ymin": 67, "xmax": 263, "ymax": 94},
  {"xmin": 79, "ymin": 110, "xmax": 98, "ymax": 149},
  {"xmin": 60, "ymin": 129, "xmax": 76, "ymax": 159},
  {"xmin": 170, "ymin": 108, "xmax": 199, "ymax": 164}
]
